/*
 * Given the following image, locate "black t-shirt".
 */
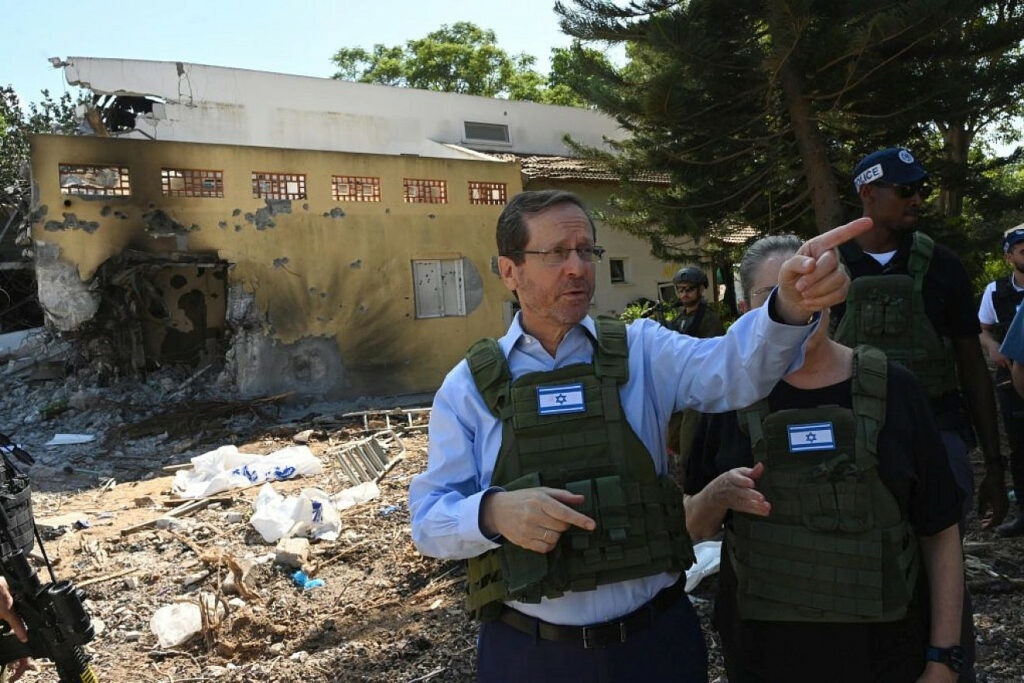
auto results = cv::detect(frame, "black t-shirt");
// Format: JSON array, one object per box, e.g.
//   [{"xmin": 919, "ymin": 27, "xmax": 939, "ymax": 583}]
[
  {"xmin": 831, "ymin": 230, "xmax": 978, "ymax": 424},
  {"xmin": 687, "ymin": 362, "xmax": 962, "ymax": 683}
]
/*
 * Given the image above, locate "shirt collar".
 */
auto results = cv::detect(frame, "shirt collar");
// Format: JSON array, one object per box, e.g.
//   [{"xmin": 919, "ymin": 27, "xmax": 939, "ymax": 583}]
[{"xmin": 500, "ymin": 312, "xmax": 597, "ymax": 357}]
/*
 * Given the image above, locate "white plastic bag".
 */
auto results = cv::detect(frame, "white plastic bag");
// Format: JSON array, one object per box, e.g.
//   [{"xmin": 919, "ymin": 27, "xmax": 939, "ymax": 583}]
[
  {"xmin": 331, "ymin": 481, "xmax": 380, "ymax": 510},
  {"xmin": 684, "ymin": 540, "xmax": 722, "ymax": 592},
  {"xmin": 249, "ymin": 484, "xmax": 341, "ymax": 543},
  {"xmin": 172, "ymin": 445, "xmax": 322, "ymax": 499}
]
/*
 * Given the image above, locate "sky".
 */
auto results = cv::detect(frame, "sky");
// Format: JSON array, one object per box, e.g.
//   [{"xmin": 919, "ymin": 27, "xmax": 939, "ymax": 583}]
[{"xmin": 1, "ymin": 0, "xmax": 601, "ymax": 105}]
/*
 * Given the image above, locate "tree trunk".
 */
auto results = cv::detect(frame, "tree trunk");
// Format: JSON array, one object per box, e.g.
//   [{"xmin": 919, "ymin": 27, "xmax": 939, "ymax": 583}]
[
  {"xmin": 777, "ymin": 61, "xmax": 844, "ymax": 234},
  {"xmin": 938, "ymin": 122, "xmax": 974, "ymax": 218}
]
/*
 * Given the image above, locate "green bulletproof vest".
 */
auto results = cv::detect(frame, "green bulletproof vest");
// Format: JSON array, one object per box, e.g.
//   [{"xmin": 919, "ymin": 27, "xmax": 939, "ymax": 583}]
[
  {"xmin": 726, "ymin": 345, "xmax": 920, "ymax": 623},
  {"xmin": 464, "ymin": 318, "xmax": 696, "ymax": 620},
  {"xmin": 833, "ymin": 232, "xmax": 957, "ymax": 399}
]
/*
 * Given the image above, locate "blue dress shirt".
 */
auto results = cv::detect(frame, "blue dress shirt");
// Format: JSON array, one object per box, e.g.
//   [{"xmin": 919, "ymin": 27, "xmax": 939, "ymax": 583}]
[
  {"xmin": 409, "ymin": 294, "xmax": 815, "ymax": 626},
  {"xmin": 999, "ymin": 302, "xmax": 1024, "ymax": 364}
]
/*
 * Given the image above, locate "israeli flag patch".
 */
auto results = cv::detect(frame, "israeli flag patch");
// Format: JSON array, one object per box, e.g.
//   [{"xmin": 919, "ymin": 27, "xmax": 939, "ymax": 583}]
[
  {"xmin": 537, "ymin": 383, "xmax": 586, "ymax": 415},
  {"xmin": 787, "ymin": 422, "xmax": 836, "ymax": 453}
]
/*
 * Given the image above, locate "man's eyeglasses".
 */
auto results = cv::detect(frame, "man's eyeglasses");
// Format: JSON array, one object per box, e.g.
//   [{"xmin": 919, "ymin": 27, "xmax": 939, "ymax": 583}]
[
  {"xmin": 873, "ymin": 181, "xmax": 932, "ymax": 200},
  {"xmin": 512, "ymin": 246, "xmax": 606, "ymax": 264}
]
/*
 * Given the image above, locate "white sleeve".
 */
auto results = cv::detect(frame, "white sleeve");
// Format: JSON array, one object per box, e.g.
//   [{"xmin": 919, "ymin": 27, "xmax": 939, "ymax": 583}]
[{"xmin": 978, "ymin": 281, "xmax": 998, "ymax": 326}]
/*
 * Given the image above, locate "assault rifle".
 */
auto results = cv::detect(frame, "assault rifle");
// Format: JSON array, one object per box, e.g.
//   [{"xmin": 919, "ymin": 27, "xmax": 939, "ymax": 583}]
[{"xmin": 0, "ymin": 433, "xmax": 97, "ymax": 682}]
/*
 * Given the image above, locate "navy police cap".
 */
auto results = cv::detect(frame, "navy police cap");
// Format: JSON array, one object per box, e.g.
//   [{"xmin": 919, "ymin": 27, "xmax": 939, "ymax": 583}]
[
  {"xmin": 1004, "ymin": 226, "xmax": 1024, "ymax": 253},
  {"xmin": 852, "ymin": 147, "xmax": 928, "ymax": 191}
]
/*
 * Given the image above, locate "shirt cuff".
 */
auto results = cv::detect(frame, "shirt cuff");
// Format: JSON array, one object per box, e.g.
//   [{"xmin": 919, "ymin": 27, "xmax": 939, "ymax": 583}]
[
  {"xmin": 463, "ymin": 486, "xmax": 504, "ymax": 548},
  {"xmin": 766, "ymin": 287, "xmax": 821, "ymax": 326}
]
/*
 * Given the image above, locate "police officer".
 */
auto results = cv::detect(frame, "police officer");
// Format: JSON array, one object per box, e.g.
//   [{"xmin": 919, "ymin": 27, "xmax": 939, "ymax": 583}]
[
  {"xmin": 830, "ymin": 147, "xmax": 1007, "ymax": 529},
  {"xmin": 979, "ymin": 226, "xmax": 1024, "ymax": 535},
  {"xmin": 409, "ymin": 190, "xmax": 868, "ymax": 682},
  {"xmin": 668, "ymin": 267, "xmax": 725, "ymax": 338},
  {"xmin": 688, "ymin": 235, "xmax": 964, "ymax": 682}
]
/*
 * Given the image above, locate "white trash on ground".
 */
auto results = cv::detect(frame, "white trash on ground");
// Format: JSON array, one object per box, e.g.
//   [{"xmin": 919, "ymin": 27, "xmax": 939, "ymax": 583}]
[
  {"xmin": 44, "ymin": 434, "xmax": 96, "ymax": 446},
  {"xmin": 150, "ymin": 602, "xmax": 202, "ymax": 649},
  {"xmin": 684, "ymin": 540, "xmax": 721, "ymax": 592},
  {"xmin": 250, "ymin": 484, "xmax": 341, "ymax": 543},
  {"xmin": 331, "ymin": 481, "xmax": 380, "ymax": 510},
  {"xmin": 172, "ymin": 445, "xmax": 322, "ymax": 499}
]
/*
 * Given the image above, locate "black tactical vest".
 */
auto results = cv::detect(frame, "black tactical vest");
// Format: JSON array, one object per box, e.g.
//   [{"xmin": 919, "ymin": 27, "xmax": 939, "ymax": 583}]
[
  {"xmin": 727, "ymin": 346, "xmax": 920, "ymax": 623},
  {"xmin": 464, "ymin": 318, "xmax": 695, "ymax": 619},
  {"xmin": 991, "ymin": 276, "xmax": 1024, "ymax": 342},
  {"xmin": 834, "ymin": 232, "xmax": 957, "ymax": 399}
]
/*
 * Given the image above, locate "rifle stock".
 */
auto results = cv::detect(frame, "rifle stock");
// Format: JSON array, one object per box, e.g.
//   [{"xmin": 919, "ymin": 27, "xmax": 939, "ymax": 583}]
[{"xmin": 0, "ymin": 434, "xmax": 98, "ymax": 682}]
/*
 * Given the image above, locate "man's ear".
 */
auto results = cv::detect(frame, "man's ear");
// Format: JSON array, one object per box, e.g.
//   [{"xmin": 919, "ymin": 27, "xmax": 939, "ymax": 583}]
[
  {"xmin": 498, "ymin": 256, "xmax": 518, "ymax": 293},
  {"xmin": 738, "ymin": 300, "xmax": 750, "ymax": 314}
]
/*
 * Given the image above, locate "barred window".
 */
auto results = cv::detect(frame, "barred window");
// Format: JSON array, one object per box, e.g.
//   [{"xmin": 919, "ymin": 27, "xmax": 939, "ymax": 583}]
[
  {"xmin": 468, "ymin": 181, "xmax": 507, "ymax": 206},
  {"xmin": 404, "ymin": 178, "xmax": 447, "ymax": 204},
  {"xmin": 251, "ymin": 171, "xmax": 306, "ymax": 200},
  {"xmin": 161, "ymin": 168, "xmax": 224, "ymax": 198},
  {"xmin": 332, "ymin": 175, "xmax": 381, "ymax": 202},
  {"xmin": 59, "ymin": 164, "xmax": 131, "ymax": 196}
]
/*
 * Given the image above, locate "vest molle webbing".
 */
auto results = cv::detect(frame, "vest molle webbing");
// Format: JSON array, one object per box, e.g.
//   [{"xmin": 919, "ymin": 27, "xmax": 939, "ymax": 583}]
[
  {"xmin": 834, "ymin": 232, "xmax": 957, "ymax": 399},
  {"xmin": 464, "ymin": 318, "xmax": 695, "ymax": 620},
  {"xmin": 991, "ymin": 276, "xmax": 1024, "ymax": 343},
  {"xmin": 727, "ymin": 345, "xmax": 920, "ymax": 623}
]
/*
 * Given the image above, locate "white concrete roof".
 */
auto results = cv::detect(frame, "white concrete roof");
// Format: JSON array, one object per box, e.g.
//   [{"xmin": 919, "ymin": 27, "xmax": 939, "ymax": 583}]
[{"xmin": 63, "ymin": 57, "xmax": 624, "ymax": 160}]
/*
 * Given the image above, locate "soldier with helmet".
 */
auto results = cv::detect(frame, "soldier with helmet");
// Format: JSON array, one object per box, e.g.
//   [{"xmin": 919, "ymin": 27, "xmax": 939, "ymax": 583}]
[{"xmin": 668, "ymin": 266, "xmax": 724, "ymax": 338}]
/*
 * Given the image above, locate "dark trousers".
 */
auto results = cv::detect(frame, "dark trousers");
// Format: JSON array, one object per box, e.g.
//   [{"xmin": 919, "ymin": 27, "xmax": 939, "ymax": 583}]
[
  {"xmin": 477, "ymin": 596, "xmax": 708, "ymax": 683},
  {"xmin": 996, "ymin": 382, "xmax": 1024, "ymax": 504}
]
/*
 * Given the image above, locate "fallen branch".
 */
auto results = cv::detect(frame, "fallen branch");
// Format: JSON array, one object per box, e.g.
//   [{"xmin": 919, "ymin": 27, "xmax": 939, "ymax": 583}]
[{"xmin": 78, "ymin": 567, "xmax": 139, "ymax": 589}]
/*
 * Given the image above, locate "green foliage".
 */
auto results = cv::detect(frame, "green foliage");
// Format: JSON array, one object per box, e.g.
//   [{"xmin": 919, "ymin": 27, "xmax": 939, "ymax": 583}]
[
  {"xmin": 1, "ymin": 87, "xmax": 79, "ymax": 218},
  {"xmin": 555, "ymin": 0, "xmax": 1024, "ymax": 262},
  {"xmin": 330, "ymin": 23, "xmax": 603, "ymax": 106}
]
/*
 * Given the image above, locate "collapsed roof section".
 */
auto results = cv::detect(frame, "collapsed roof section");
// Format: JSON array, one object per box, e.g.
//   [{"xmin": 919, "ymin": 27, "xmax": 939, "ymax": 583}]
[{"xmin": 61, "ymin": 57, "xmax": 625, "ymax": 161}]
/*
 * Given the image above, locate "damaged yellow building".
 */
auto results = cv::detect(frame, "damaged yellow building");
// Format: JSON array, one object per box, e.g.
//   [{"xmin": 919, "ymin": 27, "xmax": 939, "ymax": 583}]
[{"xmin": 28, "ymin": 57, "xmax": 692, "ymax": 399}]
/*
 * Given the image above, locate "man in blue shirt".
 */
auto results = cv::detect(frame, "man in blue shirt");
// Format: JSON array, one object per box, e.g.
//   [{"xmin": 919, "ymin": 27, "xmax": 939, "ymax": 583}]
[{"xmin": 409, "ymin": 190, "xmax": 869, "ymax": 682}]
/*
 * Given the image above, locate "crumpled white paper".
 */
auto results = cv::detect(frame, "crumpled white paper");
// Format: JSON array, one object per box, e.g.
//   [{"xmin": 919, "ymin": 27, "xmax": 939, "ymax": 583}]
[
  {"xmin": 684, "ymin": 540, "xmax": 722, "ymax": 592},
  {"xmin": 172, "ymin": 445, "xmax": 322, "ymax": 499}
]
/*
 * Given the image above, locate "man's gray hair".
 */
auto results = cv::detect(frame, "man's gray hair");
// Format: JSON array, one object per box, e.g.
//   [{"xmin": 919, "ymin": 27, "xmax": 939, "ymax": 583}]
[
  {"xmin": 739, "ymin": 234, "xmax": 803, "ymax": 305},
  {"xmin": 496, "ymin": 190, "xmax": 597, "ymax": 264}
]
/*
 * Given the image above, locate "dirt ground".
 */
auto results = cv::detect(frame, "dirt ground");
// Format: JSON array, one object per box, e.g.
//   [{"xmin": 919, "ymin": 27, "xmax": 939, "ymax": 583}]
[{"xmin": 2, "ymin": 370, "xmax": 1023, "ymax": 682}]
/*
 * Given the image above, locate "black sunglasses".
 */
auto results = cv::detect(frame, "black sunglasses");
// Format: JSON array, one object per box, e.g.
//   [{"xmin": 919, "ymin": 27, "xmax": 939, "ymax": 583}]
[{"xmin": 873, "ymin": 181, "xmax": 932, "ymax": 200}]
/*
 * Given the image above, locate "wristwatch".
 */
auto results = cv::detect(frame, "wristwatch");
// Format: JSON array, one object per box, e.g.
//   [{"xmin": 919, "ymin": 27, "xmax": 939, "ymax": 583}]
[{"xmin": 925, "ymin": 645, "xmax": 965, "ymax": 673}]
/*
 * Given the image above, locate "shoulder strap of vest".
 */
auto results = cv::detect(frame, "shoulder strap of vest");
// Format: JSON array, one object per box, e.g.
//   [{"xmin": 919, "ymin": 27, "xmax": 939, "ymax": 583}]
[
  {"xmin": 736, "ymin": 400, "xmax": 770, "ymax": 462},
  {"xmin": 907, "ymin": 232, "xmax": 934, "ymax": 296},
  {"xmin": 851, "ymin": 345, "xmax": 887, "ymax": 457},
  {"xmin": 594, "ymin": 317, "xmax": 629, "ymax": 384},
  {"xmin": 466, "ymin": 338, "xmax": 513, "ymax": 419}
]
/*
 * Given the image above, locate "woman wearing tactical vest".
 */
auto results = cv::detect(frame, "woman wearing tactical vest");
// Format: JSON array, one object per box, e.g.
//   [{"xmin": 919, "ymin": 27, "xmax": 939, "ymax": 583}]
[{"xmin": 686, "ymin": 235, "xmax": 965, "ymax": 682}]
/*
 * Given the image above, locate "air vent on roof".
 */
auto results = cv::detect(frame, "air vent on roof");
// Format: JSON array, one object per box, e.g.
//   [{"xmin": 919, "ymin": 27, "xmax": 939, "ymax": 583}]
[{"xmin": 464, "ymin": 121, "xmax": 510, "ymax": 144}]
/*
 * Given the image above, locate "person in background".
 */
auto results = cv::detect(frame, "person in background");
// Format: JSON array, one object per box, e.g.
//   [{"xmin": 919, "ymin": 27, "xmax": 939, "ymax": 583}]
[
  {"xmin": 687, "ymin": 234, "xmax": 965, "ymax": 682},
  {"xmin": 665, "ymin": 266, "xmax": 726, "ymax": 475},
  {"xmin": 978, "ymin": 226, "xmax": 1024, "ymax": 535}
]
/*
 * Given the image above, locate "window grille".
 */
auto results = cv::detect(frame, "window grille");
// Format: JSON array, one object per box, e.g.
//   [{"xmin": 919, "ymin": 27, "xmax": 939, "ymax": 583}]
[
  {"xmin": 404, "ymin": 178, "xmax": 447, "ymax": 204},
  {"xmin": 251, "ymin": 171, "xmax": 306, "ymax": 200},
  {"xmin": 59, "ymin": 164, "xmax": 131, "ymax": 196},
  {"xmin": 468, "ymin": 181, "xmax": 507, "ymax": 206},
  {"xmin": 332, "ymin": 175, "xmax": 381, "ymax": 202},
  {"xmin": 161, "ymin": 168, "xmax": 224, "ymax": 198}
]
